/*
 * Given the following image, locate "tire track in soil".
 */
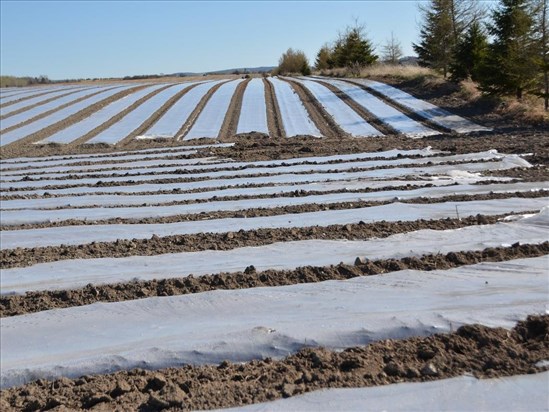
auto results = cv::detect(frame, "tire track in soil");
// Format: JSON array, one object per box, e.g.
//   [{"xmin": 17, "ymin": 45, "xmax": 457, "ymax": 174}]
[
  {"xmin": 0, "ymin": 214, "xmax": 519, "ymax": 268},
  {"xmin": 1, "ymin": 84, "xmax": 155, "ymax": 150},
  {"xmin": 219, "ymin": 78, "xmax": 251, "ymax": 140},
  {"xmin": 281, "ymin": 78, "xmax": 343, "ymax": 138},
  {"xmin": 313, "ymin": 79, "xmax": 393, "ymax": 136},
  {"xmin": 2, "ymin": 243, "xmax": 546, "ymax": 316},
  {"xmin": 1, "ymin": 316, "xmax": 547, "ymax": 411},
  {"xmin": 342, "ymin": 78, "xmax": 458, "ymax": 134},
  {"xmin": 116, "ymin": 82, "xmax": 209, "ymax": 146},
  {"xmin": 67, "ymin": 84, "xmax": 177, "ymax": 147},
  {"xmin": 263, "ymin": 77, "xmax": 285, "ymax": 138},
  {"xmin": 175, "ymin": 80, "xmax": 232, "ymax": 141},
  {"xmin": 0, "ymin": 86, "xmax": 124, "ymax": 135}
]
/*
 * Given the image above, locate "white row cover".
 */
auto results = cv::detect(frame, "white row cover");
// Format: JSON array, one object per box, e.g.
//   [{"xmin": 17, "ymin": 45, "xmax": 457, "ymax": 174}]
[
  {"xmin": 138, "ymin": 80, "xmax": 224, "ymax": 139},
  {"xmin": 0, "ymin": 85, "xmax": 117, "ymax": 131},
  {"xmin": 236, "ymin": 79, "xmax": 269, "ymax": 134},
  {"xmin": 0, "ymin": 147, "xmax": 439, "ymax": 177},
  {"xmin": 86, "ymin": 83, "xmax": 196, "ymax": 144},
  {"xmin": 41, "ymin": 83, "xmax": 169, "ymax": 144},
  {"xmin": 0, "ymin": 84, "xmax": 141, "ymax": 147},
  {"xmin": 318, "ymin": 78, "xmax": 439, "ymax": 137},
  {"xmin": 350, "ymin": 78, "xmax": 491, "ymax": 134},
  {"xmin": 2, "ymin": 182, "xmax": 544, "ymax": 226},
  {"xmin": 0, "ymin": 154, "xmax": 216, "ymax": 180},
  {"xmin": 290, "ymin": 78, "xmax": 382, "ymax": 137},
  {"xmin": 0, "ymin": 85, "xmax": 84, "ymax": 105},
  {"xmin": 2, "ymin": 209, "xmax": 547, "ymax": 294},
  {"xmin": 231, "ymin": 373, "xmax": 549, "ymax": 412},
  {"xmin": 2, "ymin": 197, "xmax": 547, "ymax": 249},
  {"xmin": 0, "ymin": 85, "xmax": 95, "ymax": 117},
  {"xmin": 1, "ymin": 255, "xmax": 546, "ymax": 388},
  {"xmin": 0, "ymin": 151, "xmax": 509, "ymax": 191},
  {"xmin": 0, "ymin": 142, "xmax": 234, "ymax": 168},
  {"xmin": 2, "ymin": 160, "xmax": 526, "ymax": 197},
  {"xmin": 184, "ymin": 79, "xmax": 244, "ymax": 140},
  {"xmin": 3, "ymin": 178, "xmax": 532, "ymax": 212},
  {"xmin": 267, "ymin": 77, "xmax": 321, "ymax": 137},
  {"xmin": 0, "ymin": 179, "xmax": 456, "ymax": 210}
]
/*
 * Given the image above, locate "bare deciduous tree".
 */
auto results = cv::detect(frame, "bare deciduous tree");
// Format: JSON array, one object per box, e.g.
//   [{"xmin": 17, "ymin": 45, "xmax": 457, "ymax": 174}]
[{"xmin": 382, "ymin": 32, "xmax": 403, "ymax": 64}]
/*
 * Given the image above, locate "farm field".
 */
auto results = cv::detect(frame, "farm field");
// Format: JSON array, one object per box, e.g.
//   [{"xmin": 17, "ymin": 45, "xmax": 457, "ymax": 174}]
[
  {"xmin": 0, "ymin": 76, "xmax": 548, "ymax": 411},
  {"xmin": 1, "ymin": 75, "xmax": 492, "ymax": 156}
]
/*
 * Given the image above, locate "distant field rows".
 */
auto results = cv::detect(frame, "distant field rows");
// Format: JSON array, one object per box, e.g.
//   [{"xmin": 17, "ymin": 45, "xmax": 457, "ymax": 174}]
[{"xmin": 0, "ymin": 77, "xmax": 490, "ymax": 147}]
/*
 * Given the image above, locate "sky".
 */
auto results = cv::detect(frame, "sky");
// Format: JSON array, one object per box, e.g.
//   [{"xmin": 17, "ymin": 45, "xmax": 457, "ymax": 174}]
[{"xmin": 2, "ymin": 0, "xmax": 431, "ymax": 80}]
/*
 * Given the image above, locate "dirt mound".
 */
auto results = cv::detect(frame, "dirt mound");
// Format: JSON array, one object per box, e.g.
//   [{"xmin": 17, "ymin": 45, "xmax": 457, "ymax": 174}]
[{"xmin": 1, "ymin": 315, "xmax": 547, "ymax": 411}]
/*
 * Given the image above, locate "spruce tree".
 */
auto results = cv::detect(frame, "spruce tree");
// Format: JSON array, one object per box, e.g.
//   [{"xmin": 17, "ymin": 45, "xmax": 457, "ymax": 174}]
[
  {"xmin": 531, "ymin": 0, "xmax": 549, "ymax": 110},
  {"xmin": 480, "ymin": 0, "xmax": 538, "ymax": 99},
  {"xmin": 314, "ymin": 45, "xmax": 332, "ymax": 71},
  {"xmin": 414, "ymin": 0, "xmax": 457, "ymax": 77},
  {"xmin": 450, "ymin": 20, "xmax": 488, "ymax": 81},
  {"xmin": 414, "ymin": 0, "xmax": 484, "ymax": 77},
  {"xmin": 331, "ymin": 23, "xmax": 377, "ymax": 69}
]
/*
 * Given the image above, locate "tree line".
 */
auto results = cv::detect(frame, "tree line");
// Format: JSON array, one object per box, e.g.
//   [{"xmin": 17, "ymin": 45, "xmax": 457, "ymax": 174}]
[
  {"xmin": 415, "ymin": 0, "xmax": 547, "ymax": 107},
  {"xmin": 275, "ymin": 0, "xmax": 547, "ymax": 110}
]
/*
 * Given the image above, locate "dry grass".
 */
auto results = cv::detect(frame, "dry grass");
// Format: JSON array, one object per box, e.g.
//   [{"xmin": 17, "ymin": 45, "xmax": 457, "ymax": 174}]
[
  {"xmin": 498, "ymin": 95, "xmax": 548, "ymax": 124},
  {"xmin": 316, "ymin": 64, "xmax": 440, "ymax": 82},
  {"xmin": 457, "ymin": 79, "xmax": 548, "ymax": 124}
]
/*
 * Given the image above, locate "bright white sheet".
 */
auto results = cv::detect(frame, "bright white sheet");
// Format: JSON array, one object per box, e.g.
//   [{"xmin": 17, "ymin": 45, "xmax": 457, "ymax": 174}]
[
  {"xmin": 1, "ymin": 256, "xmax": 547, "ymax": 388},
  {"xmin": 2, "ymin": 209, "xmax": 547, "ymax": 294},
  {"xmin": 1, "ymin": 197, "xmax": 547, "ymax": 249},
  {"xmin": 41, "ymin": 84, "xmax": 169, "ymax": 144},
  {"xmin": 184, "ymin": 79, "xmax": 244, "ymax": 140},
  {"xmin": 236, "ymin": 79, "xmax": 269, "ymax": 134}
]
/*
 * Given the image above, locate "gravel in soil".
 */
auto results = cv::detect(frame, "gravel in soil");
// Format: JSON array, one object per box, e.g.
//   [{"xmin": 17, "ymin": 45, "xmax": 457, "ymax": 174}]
[
  {"xmin": 0, "ymin": 214, "xmax": 512, "ymax": 269},
  {"xmin": 1, "ymin": 315, "xmax": 547, "ymax": 411},
  {"xmin": 2, "ymin": 242, "xmax": 546, "ymax": 317}
]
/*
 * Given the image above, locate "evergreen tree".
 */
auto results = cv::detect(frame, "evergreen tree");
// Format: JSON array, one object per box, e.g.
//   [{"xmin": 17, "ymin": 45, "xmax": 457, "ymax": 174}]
[
  {"xmin": 450, "ymin": 20, "xmax": 488, "ymax": 81},
  {"xmin": 413, "ymin": 0, "xmax": 457, "ymax": 77},
  {"xmin": 413, "ymin": 0, "xmax": 484, "ymax": 77},
  {"xmin": 314, "ymin": 44, "xmax": 332, "ymax": 71},
  {"xmin": 479, "ymin": 0, "xmax": 538, "ymax": 99},
  {"xmin": 531, "ymin": 0, "xmax": 549, "ymax": 110},
  {"xmin": 332, "ymin": 23, "xmax": 377, "ymax": 69}
]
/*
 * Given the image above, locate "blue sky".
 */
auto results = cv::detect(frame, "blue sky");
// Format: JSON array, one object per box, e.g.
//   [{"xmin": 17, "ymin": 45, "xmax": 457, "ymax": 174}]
[{"xmin": 2, "ymin": 1, "xmax": 429, "ymax": 79}]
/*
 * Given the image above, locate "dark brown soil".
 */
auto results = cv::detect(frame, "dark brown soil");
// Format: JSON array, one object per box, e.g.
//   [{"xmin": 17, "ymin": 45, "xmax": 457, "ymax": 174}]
[
  {"xmin": 263, "ymin": 78, "xmax": 284, "ymax": 137},
  {"xmin": 0, "ymin": 213, "xmax": 526, "ymax": 269},
  {"xmin": 2, "ymin": 242, "xmax": 546, "ymax": 317},
  {"xmin": 219, "ymin": 78, "xmax": 250, "ymax": 139},
  {"xmin": 1, "ymin": 315, "xmax": 547, "ymax": 411}
]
